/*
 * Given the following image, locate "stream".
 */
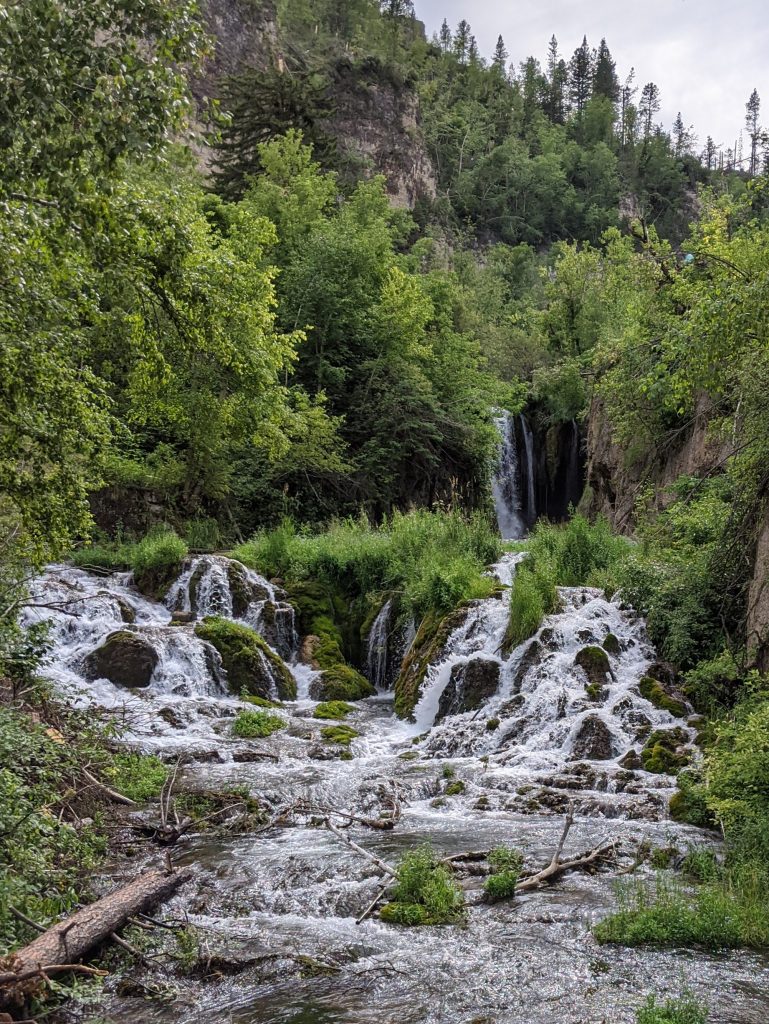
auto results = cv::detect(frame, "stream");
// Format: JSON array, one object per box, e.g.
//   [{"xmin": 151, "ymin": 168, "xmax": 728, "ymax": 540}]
[{"xmin": 21, "ymin": 555, "xmax": 769, "ymax": 1024}]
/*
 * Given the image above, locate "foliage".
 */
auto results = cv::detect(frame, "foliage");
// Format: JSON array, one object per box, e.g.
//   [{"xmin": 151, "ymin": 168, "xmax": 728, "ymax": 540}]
[
  {"xmin": 320, "ymin": 724, "xmax": 359, "ymax": 746},
  {"xmin": 104, "ymin": 753, "xmax": 167, "ymax": 802},
  {"xmin": 131, "ymin": 528, "xmax": 188, "ymax": 578},
  {"xmin": 639, "ymin": 676, "xmax": 687, "ymax": 717},
  {"xmin": 635, "ymin": 993, "xmax": 709, "ymax": 1024},
  {"xmin": 381, "ymin": 844, "xmax": 464, "ymax": 926},
  {"xmin": 484, "ymin": 846, "xmax": 524, "ymax": 902},
  {"xmin": 231, "ymin": 709, "xmax": 285, "ymax": 739}
]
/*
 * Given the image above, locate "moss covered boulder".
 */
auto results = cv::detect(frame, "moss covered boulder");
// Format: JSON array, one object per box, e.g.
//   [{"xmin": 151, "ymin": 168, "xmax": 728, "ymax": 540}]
[
  {"xmin": 195, "ymin": 616, "xmax": 296, "ymax": 700},
  {"xmin": 84, "ymin": 630, "xmax": 158, "ymax": 688},
  {"xmin": 394, "ymin": 606, "xmax": 470, "ymax": 719},
  {"xmin": 437, "ymin": 658, "xmax": 500, "ymax": 720},
  {"xmin": 574, "ymin": 646, "xmax": 612, "ymax": 687},
  {"xmin": 640, "ymin": 727, "xmax": 690, "ymax": 774},
  {"xmin": 602, "ymin": 633, "xmax": 621, "ymax": 655},
  {"xmin": 639, "ymin": 675, "xmax": 687, "ymax": 718},
  {"xmin": 309, "ymin": 665, "xmax": 374, "ymax": 702},
  {"xmin": 570, "ymin": 714, "xmax": 615, "ymax": 760}
]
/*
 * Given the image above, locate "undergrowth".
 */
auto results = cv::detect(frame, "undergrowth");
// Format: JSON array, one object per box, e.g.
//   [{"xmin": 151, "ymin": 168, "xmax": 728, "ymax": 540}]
[
  {"xmin": 379, "ymin": 845, "xmax": 464, "ymax": 926},
  {"xmin": 636, "ymin": 992, "xmax": 708, "ymax": 1024},
  {"xmin": 231, "ymin": 709, "xmax": 285, "ymax": 738}
]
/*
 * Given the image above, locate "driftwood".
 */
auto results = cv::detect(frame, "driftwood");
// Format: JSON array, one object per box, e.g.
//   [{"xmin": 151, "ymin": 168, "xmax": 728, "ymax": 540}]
[
  {"xmin": 514, "ymin": 808, "xmax": 617, "ymax": 893},
  {"xmin": 81, "ymin": 768, "xmax": 137, "ymax": 807},
  {"xmin": 0, "ymin": 867, "xmax": 192, "ymax": 1006},
  {"xmin": 323, "ymin": 818, "xmax": 398, "ymax": 878}
]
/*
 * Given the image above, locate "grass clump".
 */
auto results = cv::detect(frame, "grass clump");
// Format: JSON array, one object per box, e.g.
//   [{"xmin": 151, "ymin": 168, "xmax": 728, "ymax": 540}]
[
  {"xmin": 379, "ymin": 845, "xmax": 464, "ymax": 926},
  {"xmin": 72, "ymin": 526, "xmax": 188, "ymax": 597},
  {"xmin": 320, "ymin": 724, "xmax": 359, "ymax": 746},
  {"xmin": 312, "ymin": 700, "xmax": 354, "ymax": 720},
  {"xmin": 231, "ymin": 709, "xmax": 285, "ymax": 739},
  {"xmin": 484, "ymin": 846, "xmax": 523, "ymax": 902},
  {"xmin": 636, "ymin": 993, "xmax": 708, "ymax": 1024},
  {"xmin": 445, "ymin": 780, "xmax": 465, "ymax": 796},
  {"xmin": 242, "ymin": 694, "xmax": 283, "ymax": 709}
]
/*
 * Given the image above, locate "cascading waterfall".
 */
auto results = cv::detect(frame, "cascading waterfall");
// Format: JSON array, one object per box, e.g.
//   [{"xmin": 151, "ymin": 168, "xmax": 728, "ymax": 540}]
[
  {"xmin": 492, "ymin": 411, "xmax": 526, "ymax": 539},
  {"xmin": 520, "ymin": 413, "xmax": 537, "ymax": 526},
  {"xmin": 366, "ymin": 598, "xmax": 393, "ymax": 691}
]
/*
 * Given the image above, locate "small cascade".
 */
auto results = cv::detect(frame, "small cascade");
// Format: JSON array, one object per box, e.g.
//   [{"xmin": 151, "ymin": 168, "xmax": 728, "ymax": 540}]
[
  {"xmin": 492, "ymin": 412, "xmax": 525, "ymax": 540},
  {"xmin": 565, "ymin": 418, "xmax": 581, "ymax": 509},
  {"xmin": 366, "ymin": 598, "xmax": 393, "ymax": 691},
  {"xmin": 520, "ymin": 413, "xmax": 537, "ymax": 527}
]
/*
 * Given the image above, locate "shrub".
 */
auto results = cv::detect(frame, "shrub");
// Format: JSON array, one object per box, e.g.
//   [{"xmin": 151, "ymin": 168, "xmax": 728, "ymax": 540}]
[
  {"xmin": 183, "ymin": 516, "xmax": 221, "ymax": 553},
  {"xmin": 105, "ymin": 752, "xmax": 167, "ymax": 802},
  {"xmin": 231, "ymin": 709, "xmax": 285, "ymax": 738},
  {"xmin": 380, "ymin": 845, "xmax": 464, "ymax": 926},
  {"xmin": 484, "ymin": 845, "xmax": 523, "ymax": 902},
  {"xmin": 504, "ymin": 566, "xmax": 547, "ymax": 651},
  {"xmin": 636, "ymin": 993, "xmax": 708, "ymax": 1024},
  {"xmin": 669, "ymin": 771, "xmax": 714, "ymax": 828},
  {"xmin": 131, "ymin": 527, "xmax": 188, "ymax": 576},
  {"xmin": 312, "ymin": 701, "xmax": 354, "ymax": 720}
]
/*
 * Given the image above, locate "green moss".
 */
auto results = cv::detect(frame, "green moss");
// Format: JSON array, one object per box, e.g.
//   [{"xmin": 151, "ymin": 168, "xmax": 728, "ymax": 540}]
[
  {"xmin": 242, "ymin": 694, "xmax": 283, "ymax": 709},
  {"xmin": 585, "ymin": 682, "xmax": 602, "ymax": 701},
  {"xmin": 575, "ymin": 645, "xmax": 611, "ymax": 685},
  {"xmin": 445, "ymin": 780, "xmax": 465, "ymax": 796},
  {"xmin": 195, "ymin": 616, "xmax": 296, "ymax": 700},
  {"xmin": 441, "ymin": 764, "xmax": 455, "ymax": 779},
  {"xmin": 641, "ymin": 728, "xmax": 690, "ymax": 775},
  {"xmin": 394, "ymin": 607, "xmax": 468, "ymax": 718},
  {"xmin": 486, "ymin": 717, "xmax": 500, "ymax": 731},
  {"xmin": 313, "ymin": 664, "xmax": 375, "ymax": 701},
  {"xmin": 312, "ymin": 701, "xmax": 354, "ymax": 720},
  {"xmin": 639, "ymin": 676, "xmax": 687, "ymax": 717},
  {"xmin": 320, "ymin": 724, "xmax": 359, "ymax": 746},
  {"xmin": 602, "ymin": 632, "xmax": 621, "ymax": 654},
  {"xmin": 232, "ymin": 709, "xmax": 285, "ymax": 738}
]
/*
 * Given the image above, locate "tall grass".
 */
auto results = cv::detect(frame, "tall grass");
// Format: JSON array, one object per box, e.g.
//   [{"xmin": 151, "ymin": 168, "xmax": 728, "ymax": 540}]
[
  {"xmin": 71, "ymin": 525, "xmax": 188, "ymax": 575},
  {"xmin": 233, "ymin": 509, "xmax": 501, "ymax": 618},
  {"xmin": 636, "ymin": 993, "xmax": 708, "ymax": 1024}
]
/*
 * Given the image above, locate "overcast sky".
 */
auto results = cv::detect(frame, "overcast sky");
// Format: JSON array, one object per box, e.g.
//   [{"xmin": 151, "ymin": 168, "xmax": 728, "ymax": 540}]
[{"xmin": 414, "ymin": 0, "xmax": 768, "ymax": 156}]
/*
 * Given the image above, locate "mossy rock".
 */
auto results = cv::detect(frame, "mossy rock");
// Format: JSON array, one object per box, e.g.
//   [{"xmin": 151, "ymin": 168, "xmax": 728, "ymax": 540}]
[
  {"xmin": 84, "ymin": 630, "xmax": 158, "ymax": 688},
  {"xmin": 227, "ymin": 559, "xmax": 268, "ymax": 617},
  {"xmin": 195, "ymin": 616, "xmax": 296, "ymax": 700},
  {"xmin": 437, "ymin": 658, "xmax": 500, "ymax": 720},
  {"xmin": 394, "ymin": 606, "xmax": 470, "ymax": 719},
  {"xmin": 309, "ymin": 664, "xmax": 375, "ymax": 702},
  {"xmin": 486, "ymin": 717, "xmax": 500, "ymax": 731},
  {"xmin": 312, "ymin": 701, "xmax": 354, "ymax": 720},
  {"xmin": 445, "ymin": 780, "xmax": 465, "ymax": 796},
  {"xmin": 639, "ymin": 676, "xmax": 687, "ymax": 718},
  {"xmin": 602, "ymin": 633, "xmax": 621, "ymax": 655},
  {"xmin": 640, "ymin": 727, "xmax": 690, "ymax": 775},
  {"xmin": 133, "ymin": 563, "xmax": 180, "ymax": 602},
  {"xmin": 320, "ymin": 724, "xmax": 359, "ymax": 747},
  {"xmin": 574, "ymin": 646, "xmax": 611, "ymax": 686},
  {"xmin": 242, "ymin": 695, "xmax": 283, "ymax": 709}
]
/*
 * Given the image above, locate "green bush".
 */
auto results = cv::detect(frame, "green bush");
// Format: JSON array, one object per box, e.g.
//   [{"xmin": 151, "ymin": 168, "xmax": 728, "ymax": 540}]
[
  {"xmin": 131, "ymin": 527, "xmax": 188, "ymax": 576},
  {"xmin": 484, "ymin": 845, "xmax": 523, "ymax": 902},
  {"xmin": 183, "ymin": 516, "xmax": 221, "ymax": 553},
  {"xmin": 527, "ymin": 513, "xmax": 631, "ymax": 591},
  {"xmin": 380, "ymin": 844, "xmax": 464, "ymax": 926},
  {"xmin": 104, "ymin": 752, "xmax": 167, "ymax": 802},
  {"xmin": 231, "ymin": 709, "xmax": 285, "ymax": 738},
  {"xmin": 504, "ymin": 566, "xmax": 548, "ymax": 651},
  {"xmin": 312, "ymin": 701, "xmax": 354, "ymax": 720},
  {"xmin": 636, "ymin": 993, "xmax": 708, "ymax": 1024}
]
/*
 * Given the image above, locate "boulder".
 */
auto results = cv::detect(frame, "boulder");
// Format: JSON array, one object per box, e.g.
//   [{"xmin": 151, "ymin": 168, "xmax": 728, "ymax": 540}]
[
  {"xmin": 194, "ymin": 616, "xmax": 296, "ymax": 700},
  {"xmin": 511, "ymin": 640, "xmax": 542, "ymax": 693},
  {"xmin": 574, "ymin": 645, "xmax": 612, "ymax": 687},
  {"xmin": 619, "ymin": 749, "xmax": 643, "ymax": 770},
  {"xmin": 436, "ymin": 658, "xmax": 500, "ymax": 720},
  {"xmin": 84, "ymin": 630, "xmax": 158, "ymax": 689},
  {"xmin": 570, "ymin": 714, "xmax": 615, "ymax": 760}
]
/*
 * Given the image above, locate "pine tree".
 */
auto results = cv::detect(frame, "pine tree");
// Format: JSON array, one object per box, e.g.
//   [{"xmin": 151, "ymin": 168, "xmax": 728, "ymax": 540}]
[
  {"xmin": 468, "ymin": 35, "xmax": 479, "ymax": 65},
  {"xmin": 702, "ymin": 136, "xmax": 718, "ymax": 170},
  {"xmin": 439, "ymin": 18, "xmax": 452, "ymax": 53},
  {"xmin": 493, "ymin": 35, "xmax": 508, "ymax": 72},
  {"xmin": 545, "ymin": 36, "xmax": 566, "ymax": 124},
  {"xmin": 619, "ymin": 69, "xmax": 636, "ymax": 148},
  {"xmin": 745, "ymin": 88, "xmax": 761, "ymax": 176},
  {"xmin": 379, "ymin": 0, "xmax": 414, "ymax": 17},
  {"xmin": 639, "ymin": 81, "xmax": 661, "ymax": 139},
  {"xmin": 454, "ymin": 19, "xmax": 471, "ymax": 64},
  {"xmin": 593, "ymin": 38, "xmax": 619, "ymax": 102},
  {"xmin": 568, "ymin": 36, "xmax": 592, "ymax": 116},
  {"xmin": 672, "ymin": 112, "xmax": 695, "ymax": 157}
]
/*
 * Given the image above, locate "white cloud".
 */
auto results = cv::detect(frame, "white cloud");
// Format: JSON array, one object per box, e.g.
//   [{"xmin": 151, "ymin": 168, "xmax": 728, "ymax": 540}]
[{"xmin": 415, "ymin": 0, "xmax": 769, "ymax": 154}]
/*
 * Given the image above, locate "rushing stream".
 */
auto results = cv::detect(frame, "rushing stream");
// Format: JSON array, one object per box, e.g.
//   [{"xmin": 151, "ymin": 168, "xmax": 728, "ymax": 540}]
[{"xmin": 21, "ymin": 556, "xmax": 769, "ymax": 1024}]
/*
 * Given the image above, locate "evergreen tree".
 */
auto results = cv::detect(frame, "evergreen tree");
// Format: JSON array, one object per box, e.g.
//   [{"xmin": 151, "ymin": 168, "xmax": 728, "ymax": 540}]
[
  {"xmin": 468, "ymin": 35, "xmax": 480, "ymax": 66},
  {"xmin": 619, "ymin": 69, "xmax": 637, "ymax": 148},
  {"xmin": 493, "ymin": 35, "xmax": 509, "ymax": 73},
  {"xmin": 439, "ymin": 18, "xmax": 452, "ymax": 53},
  {"xmin": 745, "ymin": 89, "xmax": 761, "ymax": 176},
  {"xmin": 545, "ymin": 36, "xmax": 567, "ymax": 123},
  {"xmin": 593, "ymin": 38, "xmax": 619, "ymax": 102},
  {"xmin": 568, "ymin": 36, "xmax": 593, "ymax": 117},
  {"xmin": 672, "ymin": 112, "xmax": 695, "ymax": 158},
  {"xmin": 380, "ymin": 0, "xmax": 414, "ymax": 17},
  {"xmin": 454, "ymin": 19, "xmax": 471, "ymax": 64},
  {"xmin": 639, "ymin": 81, "xmax": 661, "ymax": 139},
  {"xmin": 702, "ymin": 136, "xmax": 718, "ymax": 170}
]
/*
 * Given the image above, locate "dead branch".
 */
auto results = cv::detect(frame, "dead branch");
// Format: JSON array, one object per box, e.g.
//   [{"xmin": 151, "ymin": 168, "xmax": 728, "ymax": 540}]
[
  {"xmin": 355, "ymin": 883, "xmax": 393, "ymax": 925},
  {"xmin": 81, "ymin": 768, "xmax": 136, "ymax": 807},
  {"xmin": 323, "ymin": 818, "xmax": 398, "ymax": 878}
]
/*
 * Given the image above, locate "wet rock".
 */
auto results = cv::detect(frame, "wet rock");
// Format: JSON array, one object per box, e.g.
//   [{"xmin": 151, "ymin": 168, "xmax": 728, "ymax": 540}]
[
  {"xmin": 158, "ymin": 706, "xmax": 188, "ymax": 729},
  {"xmin": 232, "ymin": 748, "xmax": 274, "ymax": 763},
  {"xmin": 619, "ymin": 749, "xmax": 643, "ymax": 770},
  {"xmin": 257, "ymin": 600, "xmax": 296, "ymax": 659},
  {"xmin": 190, "ymin": 749, "xmax": 226, "ymax": 763},
  {"xmin": 171, "ymin": 610, "xmax": 195, "ymax": 624},
  {"xmin": 646, "ymin": 660, "xmax": 678, "ymax": 687},
  {"xmin": 638, "ymin": 675, "xmax": 688, "ymax": 718},
  {"xmin": 227, "ymin": 560, "xmax": 269, "ymax": 617},
  {"xmin": 84, "ymin": 630, "xmax": 158, "ymax": 688},
  {"xmin": 436, "ymin": 657, "xmax": 500, "ymax": 720},
  {"xmin": 577, "ymin": 628, "xmax": 598, "ymax": 644},
  {"xmin": 574, "ymin": 646, "xmax": 612, "ymax": 687},
  {"xmin": 570, "ymin": 714, "xmax": 615, "ymax": 760},
  {"xmin": 511, "ymin": 640, "xmax": 542, "ymax": 692},
  {"xmin": 194, "ymin": 616, "xmax": 296, "ymax": 700},
  {"xmin": 602, "ymin": 632, "xmax": 621, "ymax": 654},
  {"xmin": 538, "ymin": 627, "xmax": 558, "ymax": 650},
  {"xmin": 299, "ymin": 634, "xmax": 321, "ymax": 668}
]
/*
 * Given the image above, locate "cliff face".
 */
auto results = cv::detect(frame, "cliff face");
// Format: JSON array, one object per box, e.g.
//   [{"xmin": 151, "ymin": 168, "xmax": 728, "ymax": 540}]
[
  {"xmin": 193, "ymin": 0, "xmax": 436, "ymax": 210},
  {"xmin": 583, "ymin": 394, "xmax": 732, "ymax": 534}
]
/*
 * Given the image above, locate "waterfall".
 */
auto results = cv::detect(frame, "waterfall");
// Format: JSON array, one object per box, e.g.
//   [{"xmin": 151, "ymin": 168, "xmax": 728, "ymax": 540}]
[
  {"xmin": 520, "ymin": 413, "xmax": 537, "ymax": 526},
  {"xmin": 492, "ymin": 412, "xmax": 525, "ymax": 540},
  {"xmin": 366, "ymin": 598, "xmax": 393, "ymax": 691},
  {"xmin": 566, "ymin": 419, "xmax": 581, "ymax": 509}
]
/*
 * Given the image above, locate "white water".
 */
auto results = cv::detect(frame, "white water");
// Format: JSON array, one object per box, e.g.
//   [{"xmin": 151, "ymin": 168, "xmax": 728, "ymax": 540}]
[
  {"xmin": 520, "ymin": 412, "xmax": 537, "ymax": 526},
  {"xmin": 365, "ymin": 598, "xmax": 394, "ymax": 691},
  {"xmin": 20, "ymin": 557, "xmax": 769, "ymax": 1024},
  {"xmin": 492, "ymin": 411, "xmax": 526, "ymax": 540}
]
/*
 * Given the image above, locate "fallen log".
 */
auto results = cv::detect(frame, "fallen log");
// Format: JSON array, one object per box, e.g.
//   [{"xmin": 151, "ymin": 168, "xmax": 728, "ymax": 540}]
[{"xmin": 0, "ymin": 866, "xmax": 192, "ymax": 1007}]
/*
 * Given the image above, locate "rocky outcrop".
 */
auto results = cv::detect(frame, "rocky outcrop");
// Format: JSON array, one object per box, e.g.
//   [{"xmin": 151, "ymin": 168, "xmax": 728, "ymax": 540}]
[
  {"xmin": 436, "ymin": 658, "xmax": 500, "ymax": 720},
  {"xmin": 84, "ymin": 631, "xmax": 158, "ymax": 689},
  {"xmin": 583, "ymin": 393, "xmax": 732, "ymax": 534},
  {"xmin": 194, "ymin": 616, "xmax": 296, "ymax": 700},
  {"xmin": 747, "ymin": 497, "xmax": 769, "ymax": 670},
  {"xmin": 570, "ymin": 715, "xmax": 615, "ymax": 760}
]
